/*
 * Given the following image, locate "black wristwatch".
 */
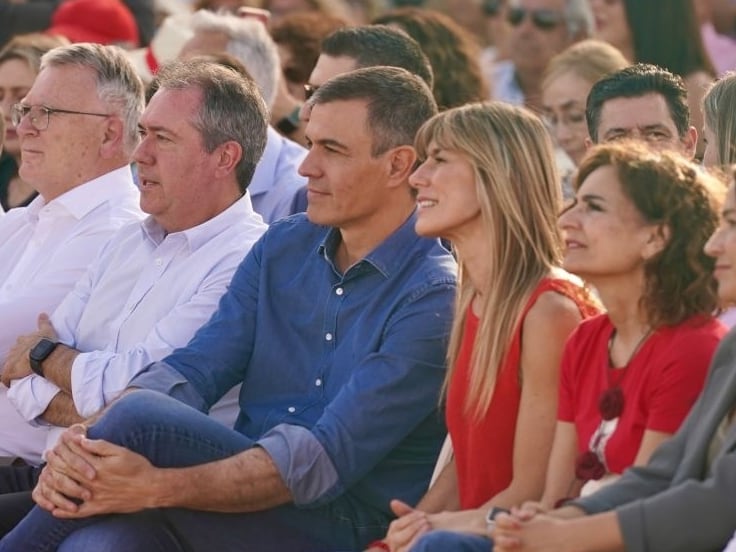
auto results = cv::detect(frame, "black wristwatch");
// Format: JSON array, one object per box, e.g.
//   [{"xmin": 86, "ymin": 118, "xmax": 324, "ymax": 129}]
[{"xmin": 29, "ymin": 338, "xmax": 59, "ymax": 377}]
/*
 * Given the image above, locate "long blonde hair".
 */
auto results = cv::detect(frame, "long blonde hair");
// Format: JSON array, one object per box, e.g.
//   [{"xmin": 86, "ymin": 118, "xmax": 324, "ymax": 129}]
[{"xmin": 414, "ymin": 102, "xmax": 564, "ymax": 421}]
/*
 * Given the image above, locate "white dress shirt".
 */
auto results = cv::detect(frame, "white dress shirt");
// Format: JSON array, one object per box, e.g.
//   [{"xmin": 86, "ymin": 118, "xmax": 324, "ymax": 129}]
[
  {"xmin": 0, "ymin": 165, "xmax": 143, "ymax": 363},
  {"xmin": 0, "ymin": 166, "xmax": 142, "ymax": 464},
  {"xmin": 249, "ymin": 126, "xmax": 306, "ymax": 223},
  {"xmin": 4, "ymin": 193, "xmax": 267, "ymax": 464}
]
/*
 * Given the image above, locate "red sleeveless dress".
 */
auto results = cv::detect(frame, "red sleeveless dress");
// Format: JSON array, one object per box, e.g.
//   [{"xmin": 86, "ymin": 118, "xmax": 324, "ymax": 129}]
[{"xmin": 445, "ymin": 278, "xmax": 598, "ymax": 508}]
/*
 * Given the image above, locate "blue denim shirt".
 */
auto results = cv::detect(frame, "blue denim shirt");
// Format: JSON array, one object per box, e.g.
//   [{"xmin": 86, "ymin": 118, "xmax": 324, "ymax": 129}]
[{"xmin": 131, "ymin": 212, "xmax": 456, "ymax": 524}]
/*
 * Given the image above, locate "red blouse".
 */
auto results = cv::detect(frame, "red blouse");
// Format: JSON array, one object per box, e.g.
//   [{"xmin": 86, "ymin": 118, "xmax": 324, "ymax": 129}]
[
  {"xmin": 446, "ymin": 278, "xmax": 598, "ymax": 509},
  {"xmin": 558, "ymin": 314, "xmax": 726, "ymax": 475}
]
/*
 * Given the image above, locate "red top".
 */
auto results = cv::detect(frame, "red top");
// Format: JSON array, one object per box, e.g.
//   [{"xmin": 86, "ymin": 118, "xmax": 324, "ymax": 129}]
[
  {"xmin": 446, "ymin": 278, "xmax": 598, "ymax": 509},
  {"xmin": 558, "ymin": 314, "xmax": 726, "ymax": 474}
]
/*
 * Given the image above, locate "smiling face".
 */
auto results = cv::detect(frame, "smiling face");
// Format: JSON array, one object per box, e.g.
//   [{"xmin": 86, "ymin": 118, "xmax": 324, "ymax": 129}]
[
  {"xmin": 705, "ymin": 183, "xmax": 736, "ymax": 305},
  {"xmin": 542, "ymin": 70, "xmax": 591, "ymax": 165},
  {"xmin": 0, "ymin": 57, "xmax": 37, "ymax": 157},
  {"xmin": 133, "ymin": 86, "xmax": 236, "ymax": 233},
  {"xmin": 299, "ymin": 99, "xmax": 394, "ymax": 232},
  {"xmin": 409, "ymin": 141, "xmax": 482, "ymax": 243},
  {"xmin": 558, "ymin": 164, "xmax": 657, "ymax": 283}
]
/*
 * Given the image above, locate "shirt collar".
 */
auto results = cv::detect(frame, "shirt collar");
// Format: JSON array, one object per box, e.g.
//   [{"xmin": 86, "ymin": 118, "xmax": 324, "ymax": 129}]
[
  {"xmin": 141, "ymin": 191, "xmax": 264, "ymax": 250},
  {"xmin": 26, "ymin": 165, "xmax": 136, "ymax": 221},
  {"xmin": 318, "ymin": 210, "xmax": 423, "ymax": 279}
]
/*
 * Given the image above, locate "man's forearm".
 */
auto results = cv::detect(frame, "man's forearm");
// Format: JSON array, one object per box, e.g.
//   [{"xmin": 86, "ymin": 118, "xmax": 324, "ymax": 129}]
[
  {"xmin": 42, "ymin": 344, "xmax": 79, "ymax": 394},
  {"xmin": 41, "ymin": 391, "xmax": 84, "ymax": 427},
  {"xmin": 151, "ymin": 446, "xmax": 293, "ymax": 512}
]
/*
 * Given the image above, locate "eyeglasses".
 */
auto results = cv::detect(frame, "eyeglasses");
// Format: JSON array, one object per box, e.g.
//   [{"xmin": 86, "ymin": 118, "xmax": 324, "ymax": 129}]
[
  {"xmin": 11, "ymin": 103, "xmax": 110, "ymax": 131},
  {"xmin": 303, "ymin": 83, "xmax": 319, "ymax": 100},
  {"xmin": 482, "ymin": 0, "xmax": 503, "ymax": 16},
  {"xmin": 507, "ymin": 7, "xmax": 565, "ymax": 30}
]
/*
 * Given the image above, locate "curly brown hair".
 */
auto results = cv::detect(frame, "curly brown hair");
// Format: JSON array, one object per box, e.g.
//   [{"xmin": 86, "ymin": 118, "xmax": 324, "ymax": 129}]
[
  {"xmin": 575, "ymin": 142, "xmax": 725, "ymax": 327},
  {"xmin": 372, "ymin": 8, "xmax": 488, "ymax": 111}
]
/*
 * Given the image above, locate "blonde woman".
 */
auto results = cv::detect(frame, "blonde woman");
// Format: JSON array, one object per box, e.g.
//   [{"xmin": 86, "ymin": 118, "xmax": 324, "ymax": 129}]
[
  {"xmin": 368, "ymin": 102, "xmax": 599, "ymax": 552},
  {"xmin": 702, "ymin": 71, "xmax": 736, "ymax": 168},
  {"xmin": 541, "ymin": 39, "xmax": 629, "ymax": 169}
]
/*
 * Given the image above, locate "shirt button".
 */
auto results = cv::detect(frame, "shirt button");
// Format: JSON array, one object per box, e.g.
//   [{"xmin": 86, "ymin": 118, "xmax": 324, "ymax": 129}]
[
  {"xmin": 315, "ymin": 378, "xmax": 322, "ymax": 386},
  {"xmin": 325, "ymin": 333, "xmax": 333, "ymax": 341},
  {"xmin": 287, "ymin": 406, "xmax": 296, "ymax": 413},
  {"xmin": 335, "ymin": 287, "xmax": 344, "ymax": 296},
  {"xmin": 154, "ymin": 258, "xmax": 163, "ymax": 266}
]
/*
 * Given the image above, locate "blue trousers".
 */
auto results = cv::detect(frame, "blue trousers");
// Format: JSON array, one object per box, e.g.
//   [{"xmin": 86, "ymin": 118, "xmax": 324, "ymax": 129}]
[
  {"xmin": 0, "ymin": 390, "xmax": 384, "ymax": 552},
  {"xmin": 411, "ymin": 531, "xmax": 493, "ymax": 552}
]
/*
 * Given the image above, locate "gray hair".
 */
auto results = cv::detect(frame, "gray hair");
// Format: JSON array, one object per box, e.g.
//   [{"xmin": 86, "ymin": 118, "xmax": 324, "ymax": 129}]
[
  {"xmin": 309, "ymin": 66, "xmax": 437, "ymax": 156},
  {"xmin": 564, "ymin": 0, "xmax": 593, "ymax": 38},
  {"xmin": 152, "ymin": 58, "xmax": 268, "ymax": 193},
  {"xmin": 41, "ymin": 43, "xmax": 144, "ymax": 155},
  {"xmin": 189, "ymin": 10, "xmax": 280, "ymax": 109}
]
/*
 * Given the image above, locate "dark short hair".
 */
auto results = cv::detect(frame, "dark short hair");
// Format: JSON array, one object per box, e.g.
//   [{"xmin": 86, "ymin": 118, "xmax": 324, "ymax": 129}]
[
  {"xmin": 320, "ymin": 25, "xmax": 434, "ymax": 90},
  {"xmin": 309, "ymin": 65, "xmax": 437, "ymax": 156},
  {"xmin": 586, "ymin": 63, "xmax": 689, "ymax": 142},
  {"xmin": 152, "ymin": 58, "xmax": 268, "ymax": 193}
]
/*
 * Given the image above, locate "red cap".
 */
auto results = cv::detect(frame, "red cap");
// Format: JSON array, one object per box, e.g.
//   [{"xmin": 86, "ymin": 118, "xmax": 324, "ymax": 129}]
[{"xmin": 46, "ymin": 0, "xmax": 140, "ymax": 47}]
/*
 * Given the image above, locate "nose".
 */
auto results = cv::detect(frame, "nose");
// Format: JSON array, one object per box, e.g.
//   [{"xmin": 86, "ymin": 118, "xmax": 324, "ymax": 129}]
[
  {"xmin": 704, "ymin": 227, "xmax": 724, "ymax": 258},
  {"xmin": 14, "ymin": 109, "xmax": 37, "ymax": 138},
  {"xmin": 557, "ymin": 201, "xmax": 580, "ymax": 230},
  {"xmin": 298, "ymin": 148, "xmax": 320, "ymax": 178},
  {"xmin": 131, "ymin": 134, "xmax": 153, "ymax": 165},
  {"xmin": 408, "ymin": 160, "xmax": 430, "ymax": 190}
]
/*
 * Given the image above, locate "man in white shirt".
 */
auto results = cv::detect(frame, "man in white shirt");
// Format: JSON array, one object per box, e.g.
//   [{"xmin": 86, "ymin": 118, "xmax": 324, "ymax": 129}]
[
  {"xmin": 179, "ymin": 10, "xmax": 307, "ymax": 223},
  {"xmin": 0, "ymin": 42, "xmax": 145, "ymax": 459},
  {"xmin": 0, "ymin": 58, "xmax": 269, "ymax": 535}
]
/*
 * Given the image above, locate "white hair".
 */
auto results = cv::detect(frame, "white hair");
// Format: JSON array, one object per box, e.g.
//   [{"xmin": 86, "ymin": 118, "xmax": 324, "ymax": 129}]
[{"xmin": 189, "ymin": 9, "xmax": 280, "ymax": 109}]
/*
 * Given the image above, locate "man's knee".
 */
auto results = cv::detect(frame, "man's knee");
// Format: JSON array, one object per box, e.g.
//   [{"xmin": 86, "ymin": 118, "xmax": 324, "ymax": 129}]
[
  {"xmin": 411, "ymin": 530, "xmax": 493, "ymax": 552},
  {"xmin": 89, "ymin": 390, "xmax": 175, "ymax": 441}
]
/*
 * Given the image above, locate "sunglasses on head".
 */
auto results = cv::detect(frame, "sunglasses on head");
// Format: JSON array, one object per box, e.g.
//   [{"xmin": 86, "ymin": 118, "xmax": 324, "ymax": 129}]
[{"xmin": 507, "ymin": 7, "xmax": 565, "ymax": 30}]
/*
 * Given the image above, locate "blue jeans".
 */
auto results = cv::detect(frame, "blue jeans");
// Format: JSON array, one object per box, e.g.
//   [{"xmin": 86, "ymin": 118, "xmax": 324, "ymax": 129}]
[
  {"xmin": 411, "ymin": 531, "xmax": 493, "ymax": 552},
  {"xmin": 0, "ymin": 390, "xmax": 383, "ymax": 551}
]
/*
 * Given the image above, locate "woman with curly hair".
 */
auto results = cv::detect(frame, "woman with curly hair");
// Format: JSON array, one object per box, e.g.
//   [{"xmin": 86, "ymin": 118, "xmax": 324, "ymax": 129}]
[
  {"xmin": 372, "ymin": 8, "xmax": 489, "ymax": 110},
  {"xmin": 381, "ymin": 141, "xmax": 728, "ymax": 552},
  {"xmin": 368, "ymin": 101, "xmax": 600, "ymax": 552}
]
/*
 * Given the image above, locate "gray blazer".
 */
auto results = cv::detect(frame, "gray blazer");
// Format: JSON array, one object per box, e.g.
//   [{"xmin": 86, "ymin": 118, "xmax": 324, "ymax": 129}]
[{"xmin": 574, "ymin": 328, "xmax": 736, "ymax": 552}]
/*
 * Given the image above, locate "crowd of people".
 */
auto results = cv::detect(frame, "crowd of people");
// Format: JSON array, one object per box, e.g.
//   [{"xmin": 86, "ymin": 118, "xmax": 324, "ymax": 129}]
[{"xmin": 1, "ymin": 0, "xmax": 736, "ymax": 550}]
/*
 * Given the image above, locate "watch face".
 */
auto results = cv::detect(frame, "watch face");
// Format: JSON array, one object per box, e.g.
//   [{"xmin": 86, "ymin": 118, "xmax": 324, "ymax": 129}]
[{"xmin": 30, "ymin": 338, "xmax": 57, "ymax": 362}]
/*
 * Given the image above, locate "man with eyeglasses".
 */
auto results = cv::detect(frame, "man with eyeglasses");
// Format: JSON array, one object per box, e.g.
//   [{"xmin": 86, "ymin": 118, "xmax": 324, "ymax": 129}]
[
  {"xmin": 0, "ymin": 43, "xmax": 144, "ymax": 461},
  {"xmin": 492, "ymin": 0, "xmax": 592, "ymax": 112}
]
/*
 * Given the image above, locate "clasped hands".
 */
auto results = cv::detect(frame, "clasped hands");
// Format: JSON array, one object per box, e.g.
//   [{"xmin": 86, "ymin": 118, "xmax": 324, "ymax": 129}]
[
  {"xmin": 33, "ymin": 423, "xmax": 158, "ymax": 519},
  {"xmin": 370, "ymin": 500, "xmax": 570, "ymax": 552},
  {"xmin": 1, "ymin": 313, "xmax": 57, "ymax": 387}
]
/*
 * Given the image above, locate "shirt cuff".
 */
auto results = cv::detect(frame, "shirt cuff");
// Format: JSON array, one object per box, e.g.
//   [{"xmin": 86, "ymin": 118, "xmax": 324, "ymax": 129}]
[
  {"xmin": 257, "ymin": 423, "xmax": 339, "ymax": 506},
  {"xmin": 6, "ymin": 375, "xmax": 61, "ymax": 423},
  {"xmin": 128, "ymin": 361, "xmax": 208, "ymax": 412}
]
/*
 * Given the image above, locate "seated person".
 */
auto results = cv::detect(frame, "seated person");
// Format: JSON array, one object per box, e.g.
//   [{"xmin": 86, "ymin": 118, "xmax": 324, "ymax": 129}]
[
  {"xmin": 371, "ymin": 101, "xmax": 600, "ymax": 552},
  {"xmin": 491, "ymin": 161, "xmax": 736, "ymax": 552},
  {"xmin": 0, "ymin": 66, "xmax": 457, "ymax": 552}
]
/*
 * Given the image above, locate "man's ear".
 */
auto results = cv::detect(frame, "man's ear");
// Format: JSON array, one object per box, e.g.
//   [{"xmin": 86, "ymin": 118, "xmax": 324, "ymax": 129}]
[
  {"xmin": 642, "ymin": 223, "xmax": 671, "ymax": 260},
  {"xmin": 682, "ymin": 126, "xmax": 698, "ymax": 160},
  {"xmin": 385, "ymin": 145, "xmax": 417, "ymax": 188},
  {"xmin": 99, "ymin": 116, "xmax": 125, "ymax": 158},
  {"xmin": 212, "ymin": 140, "xmax": 243, "ymax": 179}
]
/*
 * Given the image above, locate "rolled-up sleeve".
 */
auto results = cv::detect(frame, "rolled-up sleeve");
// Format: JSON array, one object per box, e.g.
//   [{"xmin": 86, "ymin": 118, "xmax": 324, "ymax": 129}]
[
  {"xmin": 7, "ymin": 375, "xmax": 61, "ymax": 423},
  {"xmin": 128, "ymin": 360, "xmax": 209, "ymax": 413}
]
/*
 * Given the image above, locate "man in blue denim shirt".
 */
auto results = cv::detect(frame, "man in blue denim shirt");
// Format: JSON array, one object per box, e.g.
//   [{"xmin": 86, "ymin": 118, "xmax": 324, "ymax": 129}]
[{"xmin": 1, "ymin": 67, "xmax": 457, "ymax": 552}]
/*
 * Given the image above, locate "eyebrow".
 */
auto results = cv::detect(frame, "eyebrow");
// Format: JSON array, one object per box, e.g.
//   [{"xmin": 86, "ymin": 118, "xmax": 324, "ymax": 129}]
[
  {"xmin": 139, "ymin": 123, "xmax": 178, "ymax": 138},
  {"xmin": 580, "ymin": 193, "xmax": 606, "ymax": 202},
  {"xmin": 722, "ymin": 208, "xmax": 736, "ymax": 218},
  {"xmin": 312, "ymin": 137, "xmax": 349, "ymax": 153}
]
